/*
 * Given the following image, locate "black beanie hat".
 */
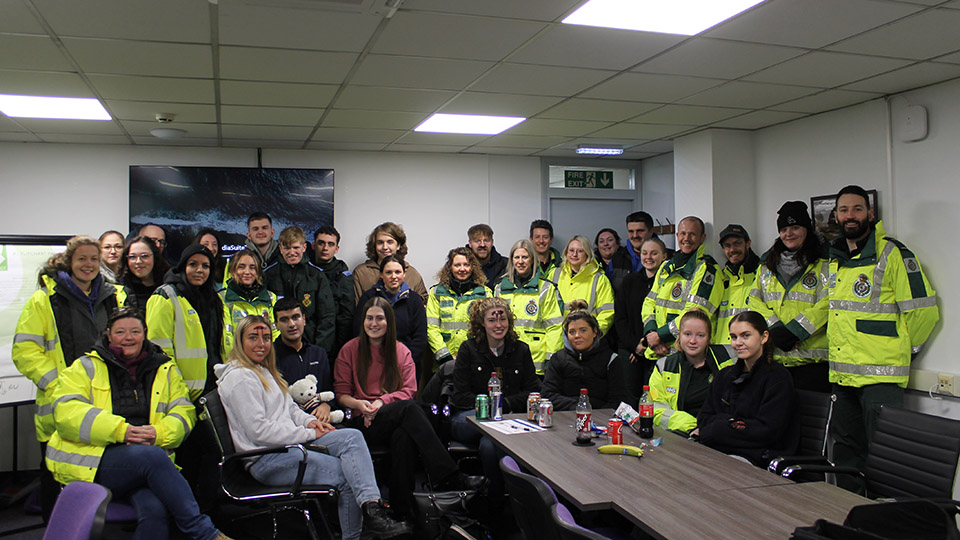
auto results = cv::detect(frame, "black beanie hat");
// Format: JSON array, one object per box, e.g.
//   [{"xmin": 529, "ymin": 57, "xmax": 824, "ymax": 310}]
[
  {"xmin": 174, "ymin": 243, "xmax": 214, "ymax": 274},
  {"xmin": 777, "ymin": 201, "xmax": 814, "ymax": 232}
]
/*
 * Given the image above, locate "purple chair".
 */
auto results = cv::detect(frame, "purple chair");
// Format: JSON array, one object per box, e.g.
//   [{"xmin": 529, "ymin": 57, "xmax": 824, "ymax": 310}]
[
  {"xmin": 551, "ymin": 505, "xmax": 610, "ymax": 540},
  {"xmin": 500, "ymin": 456, "xmax": 563, "ymax": 540},
  {"xmin": 42, "ymin": 481, "xmax": 111, "ymax": 540}
]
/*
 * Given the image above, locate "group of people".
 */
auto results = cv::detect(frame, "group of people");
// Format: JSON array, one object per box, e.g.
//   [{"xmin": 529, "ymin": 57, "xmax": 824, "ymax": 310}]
[{"xmin": 11, "ymin": 183, "xmax": 940, "ymax": 539}]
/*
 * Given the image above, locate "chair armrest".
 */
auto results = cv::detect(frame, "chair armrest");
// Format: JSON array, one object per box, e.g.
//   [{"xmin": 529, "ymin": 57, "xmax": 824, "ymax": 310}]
[
  {"xmin": 768, "ymin": 455, "xmax": 831, "ymax": 475},
  {"xmin": 782, "ymin": 463, "xmax": 862, "ymax": 480},
  {"xmin": 225, "ymin": 443, "xmax": 307, "ymax": 462}
]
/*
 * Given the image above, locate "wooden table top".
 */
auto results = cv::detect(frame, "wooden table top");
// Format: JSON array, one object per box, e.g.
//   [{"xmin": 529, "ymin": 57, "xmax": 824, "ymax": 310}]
[{"xmin": 471, "ymin": 410, "xmax": 870, "ymax": 539}]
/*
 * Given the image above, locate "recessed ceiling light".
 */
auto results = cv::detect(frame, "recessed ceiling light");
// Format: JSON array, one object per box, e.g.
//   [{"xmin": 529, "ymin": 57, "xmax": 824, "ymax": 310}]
[
  {"xmin": 414, "ymin": 113, "xmax": 525, "ymax": 135},
  {"xmin": 563, "ymin": 0, "xmax": 765, "ymax": 36},
  {"xmin": 150, "ymin": 128, "xmax": 188, "ymax": 139},
  {"xmin": 577, "ymin": 144, "xmax": 624, "ymax": 155},
  {"xmin": 0, "ymin": 94, "xmax": 111, "ymax": 120}
]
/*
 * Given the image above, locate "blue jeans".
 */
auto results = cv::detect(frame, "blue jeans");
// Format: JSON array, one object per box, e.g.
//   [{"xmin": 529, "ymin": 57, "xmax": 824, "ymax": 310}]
[
  {"xmin": 95, "ymin": 444, "xmax": 220, "ymax": 540},
  {"xmin": 450, "ymin": 409, "xmax": 503, "ymax": 495},
  {"xmin": 248, "ymin": 428, "xmax": 380, "ymax": 540}
]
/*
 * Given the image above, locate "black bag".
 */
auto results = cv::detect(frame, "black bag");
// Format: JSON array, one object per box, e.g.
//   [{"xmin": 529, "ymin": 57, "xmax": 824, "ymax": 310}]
[
  {"xmin": 792, "ymin": 499, "xmax": 960, "ymax": 540},
  {"xmin": 412, "ymin": 489, "xmax": 488, "ymax": 540}
]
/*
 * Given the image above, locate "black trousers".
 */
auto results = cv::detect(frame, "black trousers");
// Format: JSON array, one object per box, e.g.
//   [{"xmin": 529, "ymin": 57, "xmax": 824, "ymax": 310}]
[{"xmin": 174, "ymin": 410, "xmax": 220, "ymax": 513}]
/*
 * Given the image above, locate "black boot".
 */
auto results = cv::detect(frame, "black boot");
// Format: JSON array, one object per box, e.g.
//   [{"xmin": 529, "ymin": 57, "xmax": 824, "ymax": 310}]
[{"xmin": 362, "ymin": 500, "xmax": 413, "ymax": 539}]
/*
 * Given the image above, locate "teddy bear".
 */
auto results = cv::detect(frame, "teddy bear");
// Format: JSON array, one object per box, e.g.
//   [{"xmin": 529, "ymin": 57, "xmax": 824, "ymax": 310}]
[{"xmin": 288, "ymin": 374, "xmax": 345, "ymax": 423}]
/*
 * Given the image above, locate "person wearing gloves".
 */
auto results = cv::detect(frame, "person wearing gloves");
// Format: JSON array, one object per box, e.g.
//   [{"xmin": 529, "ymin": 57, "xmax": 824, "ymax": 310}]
[
  {"xmin": 426, "ymin": 247, "xmax": 491, "ymax": 366},
  {"xmin": 541, "ymin": 300, "xmax": 630, "ymax": 410},
  {"xmin": 216, "ymin": 314, "xmax": 410, "ymax": 540},
  {"xmin": 648, "ymin": 310, "xmax": 735, "ymax": 436},
  {"xmin": 550, "ymin": 235, "xmax": 615, "ymax": 336}
]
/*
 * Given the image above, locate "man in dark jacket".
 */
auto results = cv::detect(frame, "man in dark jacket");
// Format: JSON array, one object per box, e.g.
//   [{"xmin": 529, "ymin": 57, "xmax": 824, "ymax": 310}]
[
  {"xmin": 273, "ymin": 297, "xmax": 336, "ymax": 420},
  {"xmin": 467, "ymin": 223, "xmax": 507, "ymax": 285},
  {"xmin": 313, "ymin": 225, "xmax": 354, "ymax": 358},
  {"xmin": 245, "ymin": 212, "xmax": 280, "ymax": 269},
  {"xmin": 263, "ymin": 226, "xmax": 336, "ymax": 353}
]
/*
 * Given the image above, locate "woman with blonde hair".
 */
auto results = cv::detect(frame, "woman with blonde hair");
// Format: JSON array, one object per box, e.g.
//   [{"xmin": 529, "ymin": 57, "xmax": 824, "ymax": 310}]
[
  {"xmin": 220, "ymin": 248, "xmax": 278, "ymax": 355},
  {"xmin": 217, "ymin": 315, "xmax": 410, "ymax": 540},
  {"xmin": 426, "ymin": 247, "xmax": 491, "ymax": 366},
  {"xmin": 549, "ymin": 235, "xmax": 615, "ymax": 335}
]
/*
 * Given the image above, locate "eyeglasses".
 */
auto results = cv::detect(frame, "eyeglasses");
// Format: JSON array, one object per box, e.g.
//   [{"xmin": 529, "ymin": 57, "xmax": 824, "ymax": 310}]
[{"xmin": 127, "ymin": 253, "xmax": 153, "ymax": 262}]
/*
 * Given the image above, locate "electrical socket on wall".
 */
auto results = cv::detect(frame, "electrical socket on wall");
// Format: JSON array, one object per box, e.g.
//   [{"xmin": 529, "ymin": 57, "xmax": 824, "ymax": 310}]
[{"xmin": 939, "ymin": 374, "xmax": 954, "ymax": 396}]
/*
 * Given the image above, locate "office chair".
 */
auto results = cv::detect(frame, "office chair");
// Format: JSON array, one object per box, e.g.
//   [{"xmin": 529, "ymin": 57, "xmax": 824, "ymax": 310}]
[
  {"xmin": 768, "ymin": 390, "xmax": 836, "ymax": 478},
  {"xmin": 500, "ymin": 456, "xmax": 563, "ymax": 540},
  {"xmin": 783, "ymin": 405, "xmax": 960, "ymax": 499},
  {"xmin": 551, "ymin": 505, "xmax": 612, "ymax": 540},
  {"xmin": 43, "ymin": 481, "xmax": 111, "ymax": 540},
  {"xmin": 200, "ymin": 390, "xmax": 339, "ymax": 540}
]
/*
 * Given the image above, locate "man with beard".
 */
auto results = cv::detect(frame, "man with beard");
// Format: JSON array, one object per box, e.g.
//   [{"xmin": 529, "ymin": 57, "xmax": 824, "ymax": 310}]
[
  {"xmin": 467, "ymin": 224, "xmax": 507, "ymax": 286},
  {"xmin": 714, "ymin": 224, "xmax": 760, "ymax": 344},
  {"xmin": 827, "ymin": 185, "xmax": 939, "ymax": 493}
]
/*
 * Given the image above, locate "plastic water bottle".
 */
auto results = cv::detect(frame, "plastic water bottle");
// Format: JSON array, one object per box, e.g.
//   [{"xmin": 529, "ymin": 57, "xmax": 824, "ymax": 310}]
[
  {"xmin": 638, "ymin": 385, "xmax": 654, "ymax": 438},
  {"xmin": 576, "ymin": 388, "xmax": 592, "ymax": 443},
  {"xmin": 488, "ymin": 372, "xmax": 502, "ymax": 420}
]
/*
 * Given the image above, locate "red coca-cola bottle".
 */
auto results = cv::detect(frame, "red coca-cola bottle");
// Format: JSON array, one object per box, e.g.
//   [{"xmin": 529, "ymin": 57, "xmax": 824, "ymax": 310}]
[{"xmin": 638, "ymin": 385, "xmax": 654, "ymax": 438}]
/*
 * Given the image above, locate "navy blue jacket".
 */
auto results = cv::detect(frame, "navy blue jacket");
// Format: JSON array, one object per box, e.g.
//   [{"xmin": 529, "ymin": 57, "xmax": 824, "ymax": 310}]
[{"xmin": 274, "ymin": 337, "xmax": 333, "ymax": 393}]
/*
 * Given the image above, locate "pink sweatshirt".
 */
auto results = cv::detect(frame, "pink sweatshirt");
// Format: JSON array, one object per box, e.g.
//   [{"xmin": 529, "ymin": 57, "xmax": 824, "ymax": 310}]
[{"xmin": 333, "ymin": 337, "xmax": 417, "ymax": 416}]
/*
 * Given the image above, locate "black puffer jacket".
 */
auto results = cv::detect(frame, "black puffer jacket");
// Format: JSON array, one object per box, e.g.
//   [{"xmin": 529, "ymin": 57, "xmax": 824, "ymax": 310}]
[
  {"xmin": 541, "ymin": 338, "xmax": 629, "ymax": 411},
  {"xmin": 451, "ymin": 338, "xmax": 540, "ymax": 414}
]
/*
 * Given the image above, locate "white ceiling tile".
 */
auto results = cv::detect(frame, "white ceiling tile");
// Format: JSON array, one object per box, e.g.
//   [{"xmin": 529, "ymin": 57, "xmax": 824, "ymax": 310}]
[
  {"xmin": 680, "ymin": 81, "xmax": 819, "ymax": 108},
  {"xmin": 88, "ymin": 74, "xmax": 214, "ymax": 103},
  {"xmin": 371, "ymin": 11, "xmax": 546, "ymax": 61},
  {"xmin": 572, "ymin": 138, "xmax": 653, "ymax": 148},
  {"xmin": 533, "ymin": 147, "xmax": 586, "ymax": 157},
  {"xmin": 106, "ymin": 101, "xmax": 217, "ymax": 123},
  {"xmin": 712, "ymin": 110, "xmax": 809, "ymax": 130},
  {"xmin": 221, "ymin": 106, "xmax": 324, "ymax": 127},
  {"xmin": 827, "ymin": 9, "xmax": 960, "ymax": 60},
  {"xmin": 0, "ymin": 116, "xmax": 27, "ymax": 131},
  {"xmin": 462, "ymin": 146, "xmax": 542, "ymax": 156},
  {"xmin": 621, "ymin": 151, "xmax": 661, "ymax": 159},
  {"xmin": 132, "ymin": 136, "xmax": 218, "ymax": 146},
  {"xmin": 120, "ymin": 120, "xmax": 218, "ymax": 138},
  {"xmin": 580, "ymin": 73, "xmax": 723, "ymax": 103},
  {"xmin": 310, "ymin": 128, "xmax": 405, "ymax": 143},
  {"xmin": 630, "ymin": 104, "xmax": 750, "ymax": 125},
  {"xmin": 743, "ymin": 51, "xmax": 911, "ymax": 88},
  {"xmin": 0, "ymin": 35, "xmax": 72, "ymax": 71},
  {"xmin": 507, "ymin": 118, "xmax": 612, "ymax": 137},
  {"xmin": 634, "ymin": 38, "xmax": 805, "ymax": 79},
  {"xmin": 936, "ymin": 51, "xmax": 960, "ymax": 64},
  {"xmin": 219, "ymin": 81, "xmax": 338, "ymax": 108},
  {"xmin": 0, "ymin": 70, "xmax": 93, "ymax": 97},
  {"xmin": 306, "ymin": 141, "xmax": 389, "ymax": 151},
  {"xmin": 219, "ymin": 47, "xmax": 357, "ymax": 84},
  {"xmin": 537, "ymin": 99, "xmax": 660, "ymax": 122},
  {"xmin": 842, "ymin": 62, "xmax": 960, "ymax": 93},
  {"xmin": 400, "ymin": 0, "xmax": 582, "ymax": 21},
  {"xmin": 0, "ymin": 132, "xmax": 42, "ymax": 142},
  {"xmin": 508, "ymin": 25, "xmax": 685, "ymax": 70},
  {"xmin": 479, "ymin": 133, "xmax": 573, "ymax": 148},
  {"xmin": 33, "ymin": 0, "xmax": 210, "ymax": 42},
  {"xmin": 471, "ymin": 64, "xmax": 616, "ymax": 97},
  {"xmin": 335, "ymin": 87, "xmax": 456, "ymax": 112},
  {"xmin": 62, "ymin": 38, "xmax": 212, "ymax": 78},
  {"xmin": 438, "ymin": 92, "xmax": 563, "ymax": 117},
  {"xmin": 945, "ymin": 1, "xmax": 960, "ymax": 8},
  {"xmin": 632, "ymin": 141, "xmax": 674, "ymax": 153},
  {"xmin": 218, "ymin": 4, "xmax": 380, "ymax": 51},
  {"xmin": 591, "ymin": 123, "xmax": 692, "ymax": 139},
  {"xmin": 16, "ymin": 118, "xmax": 124, "ymax": 135},
  {"xmin": 769, "ymin": 89, "xmax": 884, "ymax": 114},
  {"xmin": 0, "ymin": 1, "xmax": 45, "ymax": 33},
  {"xmin": 388, "ymin": 144, "xmax": 471, "ymax": 153},
  {"xmin": 322, "ymin": 109, "xmax": 428, "ymax": 130},
  {"xmin": 221, "ymin": 125, "xmax": 313, "ymax": 140},
  {"xmin": 38, "ymin": 134, "xmax": 132, "ymax": 144},
  {"xmin": 351, "ymin": 55, "xmax": 495, "ymax": 90},
  {"xmin": 394, "ymin": 132, "xmax": 490, "ymax": 145},
  {"xmin": 221, "ymin": 139, "xmax": 305, "ymax": 149}
]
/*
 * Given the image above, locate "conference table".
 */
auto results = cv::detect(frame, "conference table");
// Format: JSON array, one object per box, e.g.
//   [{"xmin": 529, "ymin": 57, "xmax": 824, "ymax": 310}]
[{"xmin": 471, "ymin": 410, "xmax": 870, "ymax": 540}]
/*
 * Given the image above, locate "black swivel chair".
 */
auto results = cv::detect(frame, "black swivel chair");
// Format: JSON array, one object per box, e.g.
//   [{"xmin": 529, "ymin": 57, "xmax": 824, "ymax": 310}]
[
  {"xmin": 500, "ymin": 456, "xmax": 563, "ymax": 540},
  {"xmin": 551, "ymin": 505, "xmax": 612, "ymax": 540},
  {"xmin": 200, "ymin": 390, "xmax": 339, "ymax": 540},
  {"xmin": 768, "ymin": 390, "xmax": 837, "ymax": 479},
  {"xmin": 783, "ymin": 405, "xmax": 960, "ymax": 499}
]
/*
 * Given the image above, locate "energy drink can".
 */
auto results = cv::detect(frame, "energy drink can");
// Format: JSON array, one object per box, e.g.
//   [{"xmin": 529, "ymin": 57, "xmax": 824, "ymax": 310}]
[
  {"xmin": 476, "ymin": 394, "xmax": 489, "ymax": 420},
  {"xmin": 527, "ymin": 392, "xmax": 541, "ymax": 422},
  {"xmin": 491, "ymin": 390, "xmax": 503, "ymax": 420}
]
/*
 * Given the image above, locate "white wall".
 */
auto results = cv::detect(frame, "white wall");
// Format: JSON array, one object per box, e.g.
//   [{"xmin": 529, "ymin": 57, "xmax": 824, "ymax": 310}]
[{"xmin": 641, "ymin": 152, "xmax": 676, "ymax": 249}]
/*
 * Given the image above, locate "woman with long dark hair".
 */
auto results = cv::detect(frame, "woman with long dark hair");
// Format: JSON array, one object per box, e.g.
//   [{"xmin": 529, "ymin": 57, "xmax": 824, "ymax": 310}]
[
  {"xmin": 616, "ymin": 237, "xmax": 669, "ymax": 395},
  {"xmin": 593, "ymin": 228, "xmax": 631, "ymax": 294},
  {"xmin": 192, "ymin": 228, "xmax": 227, "ymax": 291},
  {"xmin": 335, "ymin": 297, "xmax": 487, "ymax": 518},
  {"xmin": 99, "ymin": 230, "xmax": 125, "ymax": 284},
  {"xmin": 118, "ymin": 235, "xmax": 170, "ymax": 313}
]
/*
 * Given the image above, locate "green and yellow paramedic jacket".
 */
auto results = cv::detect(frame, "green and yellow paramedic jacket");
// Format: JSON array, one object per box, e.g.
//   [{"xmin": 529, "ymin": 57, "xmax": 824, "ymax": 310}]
[
  {"xmin": 219, "ymin": 283, "xmax": 280, "ymax": 356},
  {"xmin": 426, "ymin": 283, "xmax": 492, "ymax": 363},
  {"xmin": 494, "ymin": 274, "xmax": 564, "ymax": 375},
  {"xmin": 45, "ymin": 348, "xmax": 194, "ymax": 484},
  {"xmin": 648, "ymin": 344, "xmax": 735, "ymax": 434},
  {"xmin": 145, "ymin": 284, "xmax": 233, "ymax": 401},
  {"xmin": 828, "ymin": 221, "xmax": 938, "ymax": 388},
  {"xmin": 536, "ymin": 247, "xmax": 562, "ymax": 282},
  {"xmin": 12, "ymin": 275, "xmax": 118, "ymax": 441},
  {"xmin": 551, "ymin": 259, "xmax": 615, "ymax": 336},
  {"xmin": 641, "ymin": 245, "xmax": 722, "ymax": 360},
  {"xmin": 713, "ymin": 251, "xmax": 760, "ymax": 345},
  {"xmin": 747, "ymin": 256, "xmax": 830, "ymax": 367}
]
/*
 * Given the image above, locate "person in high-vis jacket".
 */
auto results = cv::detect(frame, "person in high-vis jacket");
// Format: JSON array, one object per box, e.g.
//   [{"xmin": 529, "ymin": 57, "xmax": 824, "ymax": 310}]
[
  {"xmin": 828, "ymin": 185, "xmax": 939, "ymax": 493},
  {"xmin": 649, "ymin": 310, "xmax": 735, "ymax": 435},
  {"xmin": 46, "ymin": 308, "xmax": 230, "ymax": 540},
  {"xmin": 550, "ymin": 235, "xmax": 615, "ymax": 336},
  {"xmin": 426, "ymin": 247, "xmax": 491, "ymax": 366},
  {"xmin": 714, "ymin": 224, "xmax": 760, "ymax": 345},
  {"xmin": 220, "ymin": 248, "xmax": 279, "ymax": 356},
  {"xmin": 747, "ymin": 202, "xmax": 831, "ymax": 392},
  {"xmin": 495, "ymin": 239, "xmax": 563, "ymax": 376},
  {"xmin": 530, "ymin": 219, "xmax": 562, "ymax": 281},
  {"xmin": 12, "ymin": 235, "xmax": 118, "ymax": 520},
  {"xmin": 640, "ymin": 216, "xmax": 722, "ymax": 361}
]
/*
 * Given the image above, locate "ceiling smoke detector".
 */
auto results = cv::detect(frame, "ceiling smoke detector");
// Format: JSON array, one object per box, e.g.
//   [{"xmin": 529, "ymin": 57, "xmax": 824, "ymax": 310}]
[{"xmin": 151, "ymin": 112, "xmax": 186, "ymax": 139}]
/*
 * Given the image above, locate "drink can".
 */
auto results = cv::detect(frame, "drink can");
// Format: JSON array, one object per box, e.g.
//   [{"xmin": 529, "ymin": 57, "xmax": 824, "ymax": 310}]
[
  {"xmin": 527, "ymin": 392, "xmax": 541, "ymax": 422},
  {"xmin": 476, "ymin": 394, "xmax": 489, "ymax": 420},
  {"xmin": 537, "ymin": 399, "xmax": 553, "ymax": 427},
  {"xmin": 608, "ymin": 419, "xmax": 624, "ymax": 445},
  {"xmin": 491, "ymin": 390, "xmax": 503, "ymax": 420}
]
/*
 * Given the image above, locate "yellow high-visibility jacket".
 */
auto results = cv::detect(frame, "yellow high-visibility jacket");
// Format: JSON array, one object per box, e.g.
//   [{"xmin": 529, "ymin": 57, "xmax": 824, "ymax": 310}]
[
  {"xmin": 641, "ymin": 246, "xmax": 722, "ymax": 360},
  {"xmin": 45, "ymin": 347, "xmax": 195, "ymax": 484},
  {"xmin": 494, "ymin": 274, "xmax": 564, "ymax": 375},
  {"xmin": 426, "ymin": 283, "xmax": 492, "ymax": 363},
  {"xmin": 551, "ymin": 259, "xmax": 615, "ymax": 336},
  {"xmin": 714, "ymin": 251, "xmax": 760, "ymax": 344},
  {"xmin": 219, "ymin": 283, "xmax": 279, "ymax": 356},
  {"xmin": 828, "ymin": 221, "xmax": 938, "ymax": 388},
  {"xmin": 649, "ymin": 344, "xmax": 735, "ymax": 434},
  {"xmin": 747, "ymin": 257, "xmax": 830, "ymax": 367}
]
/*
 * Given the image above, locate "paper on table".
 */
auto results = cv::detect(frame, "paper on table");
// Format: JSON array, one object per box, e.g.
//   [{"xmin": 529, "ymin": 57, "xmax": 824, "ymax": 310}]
[{"xmin": 481, "ymin": 419, "xmax": 545, "ymax": 435}]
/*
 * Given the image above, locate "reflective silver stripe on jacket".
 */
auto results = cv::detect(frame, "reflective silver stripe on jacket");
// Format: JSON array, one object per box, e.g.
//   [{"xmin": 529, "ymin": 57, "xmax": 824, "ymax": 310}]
[
  {"xmin": 426, "ymin": 317, "xmax": 441, "ymax": 326},
  {"xmin": 778, "ymin": 348, "xmax": 829, "ymax": 359},
  {"xmin": 183, "ymin": 379, "xmax": 206, "ymax": 391},
  {"xmin": 794, "ymin": 313, "xmax": 818, "ymax": 336},
  {"xmin": 156, "ymin": 397, "xmax": 193, "ymax": 414},
  {"xmin": 46, "ymin": 446, "xmax": 100, "ymax": 468},
  {"xmin": 870, "ymin": 242, "xmax": 896, "ymax": 304},
  {"xmin": 668, "ymin": 318, "xmax": 679, "ymax": 338},
  {"xmin": 78, "ymin": 407, "xmax": 103, "ymax": 443},
  {"xmin": 718, "ymin": 307, "xmax": 748, "ymax": 319},
  {"xmin": 37, "ymin": 393, "xmax": 91, "ymax": 416},
  {"xmin": 589, "ymin": 273, "xmax": 600, "ymax": 311},
  {"xmin": 785, "ymin": 291, "xmax": 816, "ymax": 303},
  {"xmin": 758, "ymin": 290, "xmax": 782, "ymax": 303},
  {"xmin": 79, "ymin": 356, "xmax": 96, "ymax": 380},
  {"xmin": 898, "ymin": 296, "xmax": 937, "ymax": 311},
  {"xmin": 654, "ymin": 297, "xmax": 685, "ymax": 311},
  {"xmin": 14, "ymin": 332, "xmax": 59, "ymax": 352},
  {"xmin": 660, "ymin": 407, "xmax": 675, "ymax": 429},
  {"xmin": 828, "ymin": 300, "xmax": 898, "ymax": 314},
  {"xmin": 542, "ymin": 316, "xmax": 563, "ymax": 327},
  {"xmin": 169, "ymin": 412, "xmax": 192, "ymax": 438},
  {"xmin": 829, "ymin": 361, "xmax": 909, "ymax": 377},
  {"xmin": 37, "ymin": 368, "xmax": 58, "ymax": 391},
  {"xmin": 438, "ymin": 321, "xmax": 469, "ymax": 330},
  {"xmin": 765, "ymin": 314, "xmax": 782, "ymax": 327},
  {"xmin": 160, "ymin": 284, "xmax": 208, "ymax": 359},
  {"xmin": 435, "ymin": 347, "xmax": 451, "ymax": 360},
  {"xmin": 515, "ymin": 319, "xmax": 537, "ymax": 329}
]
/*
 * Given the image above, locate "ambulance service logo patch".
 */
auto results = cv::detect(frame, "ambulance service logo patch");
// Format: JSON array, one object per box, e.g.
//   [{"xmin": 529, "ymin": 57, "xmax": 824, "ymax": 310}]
[
  {"xmin": 906, "ymin": 258, "xmax": 918, "ymax": 272},
  {"xmin": 801, "ymin": 271, "xmax": 818, "ymax": 290},
  {"xmin": 671, "ymin": 282, "xmax": 683, "ymax": 299},
  {"xmin": 853, "ymin": 274, "xmax": 871, "ymax": 298},
  {"xmin": 525, "ymin": 299, "xmax": 538, "ymax": 316},
  {"xmin": 302, "ymin": 293, "xmax": 312, "ymax": 307}
]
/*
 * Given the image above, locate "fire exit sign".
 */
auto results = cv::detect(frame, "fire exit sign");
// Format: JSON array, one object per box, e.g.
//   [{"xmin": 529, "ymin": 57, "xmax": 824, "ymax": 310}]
[{"xmin": 564, "ymin": 170, "xmax": 613, "ymax": 189}]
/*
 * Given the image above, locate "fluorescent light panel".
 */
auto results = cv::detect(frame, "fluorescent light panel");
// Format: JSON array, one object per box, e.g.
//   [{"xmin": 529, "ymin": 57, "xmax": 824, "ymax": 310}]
[
  {"xmin": 414, "ymin": 113, "xmax": 525, "ymax": 135},
  {"xmin": 563, "ymin": 0, "xmax": 765, "ymax": 36},
  {"xmin": 0, "ymin": 94, "xmax": 111, "ymax": 120},
  {"xmin": 577, "ymin": 144, "xmax": 623, "ymax": 155}
]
